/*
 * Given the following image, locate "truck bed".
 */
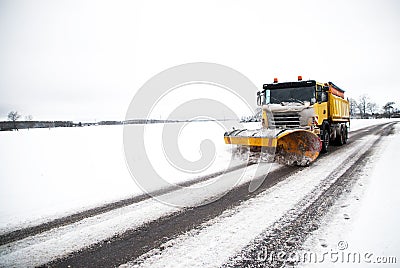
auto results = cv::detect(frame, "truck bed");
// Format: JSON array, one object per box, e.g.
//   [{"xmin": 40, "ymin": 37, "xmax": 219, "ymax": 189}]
[{"xmin": 329, "ymin": 93, "xmax": 350, "ymax": 122}]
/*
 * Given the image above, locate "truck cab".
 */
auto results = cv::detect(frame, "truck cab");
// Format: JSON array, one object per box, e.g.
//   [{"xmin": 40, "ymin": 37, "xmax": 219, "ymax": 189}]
[{"xmin": 257, "ymin": 77, "xmax": 350, "ymax": 153}]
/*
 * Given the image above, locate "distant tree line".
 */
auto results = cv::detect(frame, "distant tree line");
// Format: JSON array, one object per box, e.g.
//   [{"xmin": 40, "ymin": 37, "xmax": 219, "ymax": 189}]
[
  {"xmin": 1, "ymin": 120, "xmax": 75, "ymax": 131},
  {"xmin": 2, "ymin": 110, "xmax": 207, "ymax": 131},
  {"xmin": 2, "ymin": 111, "xmax": 74, "ymax": 131},
  {"xmin": 349, "ymin": 95, "xmax": 398, "ymax": 119},
  {"xmin": 241, "ymin": 107, "xmax": 262, "ymax": 123}
]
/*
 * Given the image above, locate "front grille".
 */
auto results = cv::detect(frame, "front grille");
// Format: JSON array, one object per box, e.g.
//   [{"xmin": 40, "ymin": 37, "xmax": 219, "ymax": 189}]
[{"xmin": 270, "ymin": 112, "xmax": 300, "ymax": 128}]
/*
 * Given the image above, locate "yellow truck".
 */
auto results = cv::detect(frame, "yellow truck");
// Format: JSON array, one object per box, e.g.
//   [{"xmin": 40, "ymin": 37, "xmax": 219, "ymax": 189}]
[{"xmin": 224, "ymin": 76, "xmax": 350, "ymax": 166}]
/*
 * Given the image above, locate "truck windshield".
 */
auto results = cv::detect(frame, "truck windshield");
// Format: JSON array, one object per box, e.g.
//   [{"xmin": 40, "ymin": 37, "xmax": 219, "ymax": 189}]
[{"xmin": 267, "ymin": 86, "xmax": 315, "ymax": 104}]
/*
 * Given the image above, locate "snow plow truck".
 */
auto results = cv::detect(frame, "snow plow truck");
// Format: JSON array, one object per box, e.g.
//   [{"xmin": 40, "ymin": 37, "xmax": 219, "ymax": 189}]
[{"xmin": 224, "ymin": 76, "xmax": 350, "ymax": 166}]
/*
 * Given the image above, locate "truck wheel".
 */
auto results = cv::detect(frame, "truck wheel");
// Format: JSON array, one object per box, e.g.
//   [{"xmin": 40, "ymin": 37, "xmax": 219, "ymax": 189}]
[
  {"xmin": 343, "ymin": 126, "xmax": 348, "ymax": 144},
  {"xmin": 321, "ymin": 127, "xmax": 329, "ymax": 153},
  {"xmin": 336, "ymin": 126, "xmax": 345, "ymax": 146}
]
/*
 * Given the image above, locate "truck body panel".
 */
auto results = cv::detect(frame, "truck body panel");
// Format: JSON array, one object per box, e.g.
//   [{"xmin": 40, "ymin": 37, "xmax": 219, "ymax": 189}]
[{"xmin": 328, "ymin": 93, "xmax": 350, "ymax": 122}]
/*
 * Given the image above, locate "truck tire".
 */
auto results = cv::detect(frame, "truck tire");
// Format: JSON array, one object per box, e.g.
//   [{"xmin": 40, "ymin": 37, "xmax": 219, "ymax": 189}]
[
  {"xmin": 343, "ymin": 126, "xmax": 348, "ymax": 144},
  {"xmin": 336, "ymin": 126, "xmax": 345, "ymax": 146},
  {"xmin": 321, "ymin": 127, "xmax": 329, "ymax": 153},
  {"xmin": 334, "ymin": 125, "xmax": 348, "ymax": 146}
]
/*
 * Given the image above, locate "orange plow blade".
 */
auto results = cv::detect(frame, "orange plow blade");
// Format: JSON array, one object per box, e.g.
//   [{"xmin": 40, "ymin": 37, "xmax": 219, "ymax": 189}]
[
  {"xmin": 274, "ymin": 130, "xmax": 322, "ymax": 166},
  {"xmin": 224, "ymin": 128, "xmax": 322, "ymax": 166}
]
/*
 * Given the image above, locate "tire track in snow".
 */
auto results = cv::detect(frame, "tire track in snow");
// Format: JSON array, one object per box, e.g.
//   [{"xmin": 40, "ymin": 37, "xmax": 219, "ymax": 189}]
[
  {"xmin": 44, "ymin": 165, "xmax": 300, "ymax": 267},
  {"xmin": 0, "ymin": 162, "xmax": 253, "ymax": 246},
  {"xmin": 0, "ymin": 161, "xmax": 266, "ymax": 268}
]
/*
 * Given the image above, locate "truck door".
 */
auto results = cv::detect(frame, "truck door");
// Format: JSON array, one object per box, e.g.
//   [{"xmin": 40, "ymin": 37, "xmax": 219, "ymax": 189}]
[{"xmin": 314, "ymin": 85, "xmax": 328, "ymax": 125}]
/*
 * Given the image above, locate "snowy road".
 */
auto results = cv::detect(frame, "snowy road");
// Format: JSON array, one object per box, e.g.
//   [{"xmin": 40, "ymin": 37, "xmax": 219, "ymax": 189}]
[{"xmin": 0, "ymin": 121, "xmax": 398, "ymax": 267}]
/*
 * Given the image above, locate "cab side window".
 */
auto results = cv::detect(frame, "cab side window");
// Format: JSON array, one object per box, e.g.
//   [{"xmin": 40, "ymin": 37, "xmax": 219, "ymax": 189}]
[{"xmin": 316, "ymin": 85, "xmax": 328, "ymax": 103}]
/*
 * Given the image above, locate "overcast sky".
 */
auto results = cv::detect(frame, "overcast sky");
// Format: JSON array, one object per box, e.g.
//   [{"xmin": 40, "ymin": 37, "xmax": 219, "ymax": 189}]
[{"xmin": 1, "ymin": 0, "xmax": 399, "ymax": 121}]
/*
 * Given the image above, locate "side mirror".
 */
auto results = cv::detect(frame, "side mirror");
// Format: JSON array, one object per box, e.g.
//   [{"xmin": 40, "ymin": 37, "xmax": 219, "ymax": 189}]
[{"xmin": 257, "ymin": 92, "xmax": 262, "ymax": 106}]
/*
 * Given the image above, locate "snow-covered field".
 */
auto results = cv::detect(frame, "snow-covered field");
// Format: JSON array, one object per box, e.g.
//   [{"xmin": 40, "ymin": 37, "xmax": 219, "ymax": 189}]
[
  {"xmin": 0, "ymin": 126, "xmax": 135, "ymax": 232},
  {"xmin": 0, "ymin": 119, "xmax": 392, "ymax": 233},
  {"xmin": 0, "ymin": 119, "xmax": 399, "ymax": 267},
  {"xmin": 349, "ymin": 118, "xmax": 393, "ymax": 131}
]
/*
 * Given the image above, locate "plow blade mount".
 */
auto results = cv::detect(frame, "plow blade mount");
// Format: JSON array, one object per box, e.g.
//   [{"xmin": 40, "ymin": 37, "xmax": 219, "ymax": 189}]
[{"xmin": 224, "ymin": 129, "xmax": 322, "ymax": 166}]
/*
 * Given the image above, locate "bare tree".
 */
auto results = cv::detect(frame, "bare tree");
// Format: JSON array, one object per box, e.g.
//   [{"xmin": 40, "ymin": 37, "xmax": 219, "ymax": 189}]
[
  {"xmin": 349, "ymin": 98, "xmax": 358, "ymax": 117},
  {"xmin": 367, "ymin": 102, "xmax": 378, "ymax": 116},
  {"xmin": 8, "ymin": 111, "xmax": 21, "ymax": 130},
  {"xmin": 357, "ymin": 95, "xmax": 369, "ymax": 119},
  {"xmin": 383, "ymin": 102, "xmax": 395, "ymax": 118}
]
